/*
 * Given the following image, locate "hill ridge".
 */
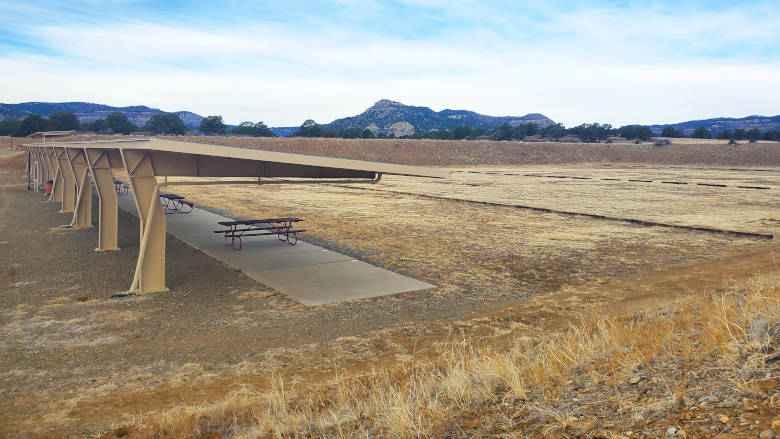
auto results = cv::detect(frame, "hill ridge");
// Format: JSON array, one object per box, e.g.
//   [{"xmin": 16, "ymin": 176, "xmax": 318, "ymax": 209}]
[
  {"xmin": 324, "ymin": 99, "xmax": 554, "ymax": 136},
  {"xmin": 650, "ymin": 114, "xmax": 780, "ymax": 135},
  {"xmin": 0, "ymin": 101, "xmax": 203, "ymax": 128}
]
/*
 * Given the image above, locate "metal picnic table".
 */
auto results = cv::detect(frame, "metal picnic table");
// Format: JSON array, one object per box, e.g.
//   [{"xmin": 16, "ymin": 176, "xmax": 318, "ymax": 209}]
[
  {"xmin": 214, "ymin": 218, "xmax": 305, "ymax": 250},
  {"xmin": 160, "ymin": 193, "xmax": 193, "ymax": 214}
]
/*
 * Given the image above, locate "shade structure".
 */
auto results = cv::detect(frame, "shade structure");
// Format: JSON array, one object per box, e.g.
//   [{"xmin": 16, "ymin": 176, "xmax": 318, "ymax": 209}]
[
  {"xmin": 22, "ymin": 138, "xmax": 449, "ymax": 297},
  {"xmin": 28, "ymin": 130, "xmax": 75, "ymax": 142}
]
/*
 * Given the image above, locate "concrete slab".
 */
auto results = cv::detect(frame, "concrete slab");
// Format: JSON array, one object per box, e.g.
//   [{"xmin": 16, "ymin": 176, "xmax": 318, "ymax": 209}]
[{"xmin": 116, "ymin": 191, "xmax": 435, "ymax": 305}]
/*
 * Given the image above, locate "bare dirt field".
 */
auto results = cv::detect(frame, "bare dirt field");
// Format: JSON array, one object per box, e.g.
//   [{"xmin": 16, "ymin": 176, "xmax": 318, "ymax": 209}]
[{"xmin": 0, "ymin": 139, "xmax": 778, "ymax": 438}]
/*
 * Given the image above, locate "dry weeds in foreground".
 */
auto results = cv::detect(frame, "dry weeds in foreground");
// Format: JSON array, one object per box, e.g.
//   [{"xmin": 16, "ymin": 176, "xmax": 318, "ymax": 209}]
[{"xmin": 119, "ymin": 275, "xmax": 779, "ymax": 438}]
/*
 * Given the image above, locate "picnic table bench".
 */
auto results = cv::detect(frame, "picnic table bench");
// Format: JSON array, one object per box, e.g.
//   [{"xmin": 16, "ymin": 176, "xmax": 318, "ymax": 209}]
[
  {"xmin": 160, "ymin": 193, "xmax": 193, "ymax": 214},
  {"xmin": 113, "ymin": 179, "xmax": 129, "ymax": 196},
  {"xmin": 214, "ymin": 218, "xmax": 305, "ymax": 250}
]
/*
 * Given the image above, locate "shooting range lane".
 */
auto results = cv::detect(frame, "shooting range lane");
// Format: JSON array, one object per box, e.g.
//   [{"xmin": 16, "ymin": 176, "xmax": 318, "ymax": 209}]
[{"xmin": 117, "ymin": 193, "xmax": 435, "ymax": 305}]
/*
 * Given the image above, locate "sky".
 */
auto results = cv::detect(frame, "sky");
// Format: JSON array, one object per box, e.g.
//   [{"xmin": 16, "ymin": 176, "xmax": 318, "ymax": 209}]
[{"xmin": 0, "ymin": 0, "xmax": 778, "ymax": 127}]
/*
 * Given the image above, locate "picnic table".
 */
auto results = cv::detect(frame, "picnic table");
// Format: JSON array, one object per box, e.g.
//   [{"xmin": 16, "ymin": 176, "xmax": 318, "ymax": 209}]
[
  {"xmin": 160, "ymin": 193, "xmax": 193, "ymax": 214},
  {"xmin": 214, "ymin": 218, "xmax": 304, "ymax": 250},
  {"xmin": 113, "ymin": 179, "xmax": 129, "ymax": 196}
]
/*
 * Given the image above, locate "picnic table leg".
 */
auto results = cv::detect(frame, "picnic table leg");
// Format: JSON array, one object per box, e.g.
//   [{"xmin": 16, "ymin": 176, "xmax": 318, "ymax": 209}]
[
  {"xmin": 287, "ymin": 230, "xmax": 298, "ymax": 245},
  {"xmin": 224, "ymin": 226, "xmax": 236, "ymax": 247}
]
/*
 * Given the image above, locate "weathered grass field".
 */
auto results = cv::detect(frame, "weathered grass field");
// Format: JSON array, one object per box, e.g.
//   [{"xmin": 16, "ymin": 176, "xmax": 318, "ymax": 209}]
[
  {"xmin": 0, "ymin": 139, "xmax": 778, "ymax": 438},
  {"xmin": 170, "ymin": 164, "xmax": 777, "ymax": 301}
]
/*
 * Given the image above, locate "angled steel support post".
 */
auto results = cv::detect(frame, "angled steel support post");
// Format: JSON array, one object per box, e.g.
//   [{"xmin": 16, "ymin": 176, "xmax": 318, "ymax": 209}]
[
  {"xmin": 56, "ymin": 148, "xmax": 76, "ymax": 213},
  {"xmin": 86, "ymin": 149, "xmax": 119, "ymax": 251},
  {"xmin": 33, "ymin": 148, "xmax": 44, "ymax": 191},
  {"xmin": 26, "ymin": 150, "xmax": 31, "ymax": 190},
  {"xmin": 39, "ymin": 147, "xmax": 53, "ymax": 187},
  {"xmin": 68, "ymin": 149, "xmax": 92, "ymax": 228},
  {"xmin": 41, "ymin": 147, "xmax": 55, "ymax": 194},
  {"xmin": 47, "ymin": 147, "xmax": 63, "ymax": 203},
  {"xmin": 31, "ymin": 148, "xmax": 43, "ymax": 189},
  {"xmin": 121, "ymin": 149, "xmax": 167, "ymax": 293}
]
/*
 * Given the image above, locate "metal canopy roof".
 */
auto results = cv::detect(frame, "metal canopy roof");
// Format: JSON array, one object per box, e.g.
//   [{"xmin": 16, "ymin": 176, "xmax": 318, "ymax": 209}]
[
  {"xmin": 27, "ymin": 137, "xmax": 450, "ymax": 179},
  {"xmin": 28, "ymin": 130, "xmax": 75, "ymax": 140}
]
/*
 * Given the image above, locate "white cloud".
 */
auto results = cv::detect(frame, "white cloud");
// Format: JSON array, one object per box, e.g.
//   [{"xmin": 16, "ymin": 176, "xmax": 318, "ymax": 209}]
[{"xmin": 1, "ymin": 1, "xmax": 779, "ymax": 127}]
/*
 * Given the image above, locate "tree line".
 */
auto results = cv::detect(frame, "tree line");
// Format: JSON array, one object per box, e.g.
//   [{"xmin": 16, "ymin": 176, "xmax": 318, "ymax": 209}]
[
  {"xmin": 289, "ymin": 119, "xmax": 780, "ymax": 143},
  {"xmin": 3, "ymin": 110, "xmax": 778, "ymax": 143},
  {"xmin": 0, "ymin": 111, "xmax": 277, "ymax": 138}
]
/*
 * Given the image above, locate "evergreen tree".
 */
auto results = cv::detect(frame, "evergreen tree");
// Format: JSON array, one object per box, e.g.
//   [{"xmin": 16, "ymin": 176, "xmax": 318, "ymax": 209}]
[
  {"xmin": 0, "ymin": 118, "xmax": 22, "ymax": 136},
  {"xmin": 745, "ymin": 128, "xmax": 761, "ymax": 141},
  {"xmin": 105, "ymin": 112, "xmax": 139, "ymax": 134},
  {"xmin": 716, "ymin": 129, "xmax": 732, "ymax": 140},
  {"xmin": 231, "ymin": 121, "xmax": 276, "ymax": 137},
  {"xmin": 46, "ymin": 111, "xmax": 80, "ymax": 131},
  {"xmin": 199, "ymin": 115, "xmax": 227, "ymax": 135},
  {"xmin": 661, "ymin": 126, "xmax": 684, "ymax": 138},
  {"xmin": 143, "ymin": 113, "xmax": 188, "ymax": 135},
  {"xmin": 691, "ymin": 127, "xmax": 711, "ymax": 139},
  {"xmin": 540, "ymin": 123, "xmax": 567, "ymax": 139},
  {"xmin": 15, "ymin": 114, "xmax": 48, "ymax": 137}
]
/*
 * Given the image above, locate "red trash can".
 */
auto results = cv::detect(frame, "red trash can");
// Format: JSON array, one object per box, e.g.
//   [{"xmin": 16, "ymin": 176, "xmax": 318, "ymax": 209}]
[{"xmin": 45, "ymin": 180, "xmax": 53, "ymax": 195}]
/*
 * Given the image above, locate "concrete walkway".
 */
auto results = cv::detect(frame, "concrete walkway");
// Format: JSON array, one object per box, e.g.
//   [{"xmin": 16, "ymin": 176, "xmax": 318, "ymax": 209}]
[{"xmin": 117, "ymin": 192, "xmax": 434, "ymax": 305}]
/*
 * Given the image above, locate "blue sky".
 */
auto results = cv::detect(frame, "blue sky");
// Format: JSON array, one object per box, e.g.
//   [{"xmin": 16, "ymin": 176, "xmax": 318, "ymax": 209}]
[{"xmin": 1, "ymin": 0, "xmax": 778, "ymax": 127}]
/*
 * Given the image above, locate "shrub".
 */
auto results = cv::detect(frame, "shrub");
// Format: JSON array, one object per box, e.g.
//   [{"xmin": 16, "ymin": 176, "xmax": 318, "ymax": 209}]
[{"xmin": 653, "ymin": 139, "xmax": 671, "ymax": 147}]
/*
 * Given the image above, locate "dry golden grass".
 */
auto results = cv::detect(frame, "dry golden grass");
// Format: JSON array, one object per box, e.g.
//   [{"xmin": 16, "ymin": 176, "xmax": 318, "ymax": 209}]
[
  {"xmin": 5, "ymin": 150, "xmax": 778, "ymax": 437},
  {"xmin": 170, "ymin": 164, "xmax": 776, "ymax": 304},
  {"xmin": 362, "ymin": 164, "xmax": 780, "ymax": 234},
  {"xmin": 121, "ymin": 274, "xmax": 779, "ymax": 438}
]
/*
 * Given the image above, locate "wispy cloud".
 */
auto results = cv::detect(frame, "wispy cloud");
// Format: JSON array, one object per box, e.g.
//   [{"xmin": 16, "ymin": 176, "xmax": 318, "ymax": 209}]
[{"xmin": 1, "ymin": 0, "xmax": 778, "ymax": 126}]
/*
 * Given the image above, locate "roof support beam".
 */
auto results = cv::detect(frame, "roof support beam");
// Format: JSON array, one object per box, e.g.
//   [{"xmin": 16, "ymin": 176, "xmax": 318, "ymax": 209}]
[
  {"xmin": 86, "ymin": 149, "xmax": 119, "ymax": 251},
  {"xmin": 56, "ymin": 147, "xmax": 76, "ymax": 213},
  {"xmin": 121, "ymin": 149, "xmax": 167, "ymax": 293},
  {"xmin": 71, "ymin": 153, "xmax": 92, "ymax": 228},
  {"xmin": 32, "ymin": 148, "xmax": 46, "ymax": 189},
  {"xmin": 66, "ymin": 149, "xmax": 92, "ymax": 228},
  {"xmin": 47, "ymin": 148, "xmax": 63, "ymax": 203},
  {"xmin": 39, "ymin": 147, "xmax": 54, "ymax": 188}
]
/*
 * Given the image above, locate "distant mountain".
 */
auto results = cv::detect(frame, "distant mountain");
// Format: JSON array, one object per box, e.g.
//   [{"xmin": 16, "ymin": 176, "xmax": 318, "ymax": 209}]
[
  {"xmin": 270, "ymin": 126, "xmax": 300, "ymax": 137},
  {"xmin": 650, "ymin": 115, "xmax": 780, "ymax": 136},
  {"xmin": 0, "ymin": 102, "xmax": 203, "ymax": 129},
  {"xmin": 323, "ymin": 99, "xmax": 554, "ymax": 137}
]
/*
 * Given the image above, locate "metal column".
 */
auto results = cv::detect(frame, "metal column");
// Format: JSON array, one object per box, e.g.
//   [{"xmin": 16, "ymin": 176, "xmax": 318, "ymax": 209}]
[
  {"xmin": 121, "ymin": 149, "xmax": 167, "ymax": 293},
  {"xmin": 67, "ymin": 149, "xmax": 92, "ymax": 228},
  {"xmin": 56, "ymin": 148, "xmax": 76, "ymax": 213},
  {"xmin": 86, "ymin": 149, "xmax": 119, "ymax": 251}
]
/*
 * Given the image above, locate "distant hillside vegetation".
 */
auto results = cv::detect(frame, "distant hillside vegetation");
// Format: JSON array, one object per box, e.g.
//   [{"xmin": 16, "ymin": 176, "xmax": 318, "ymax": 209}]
[
  {"xmin": 651, "ymin": 114, "xmax": 780, "ymax": 136},
  {"xmin": 270, "ymin": 126, "xmax": 300, "ymax": 137},
  {"xmin": 0, "ymin": 102, "xmax": 203, "ymax": 129},
  {"xmin": 324, "ymin": 99, "xmax": 554, "ymax": 137}
]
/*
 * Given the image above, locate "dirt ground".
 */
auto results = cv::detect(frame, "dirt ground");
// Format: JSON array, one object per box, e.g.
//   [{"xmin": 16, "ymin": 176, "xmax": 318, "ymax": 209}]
[{"xmin": 0, "ymin": 147, "xmax": 779, "ymax": 437}]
